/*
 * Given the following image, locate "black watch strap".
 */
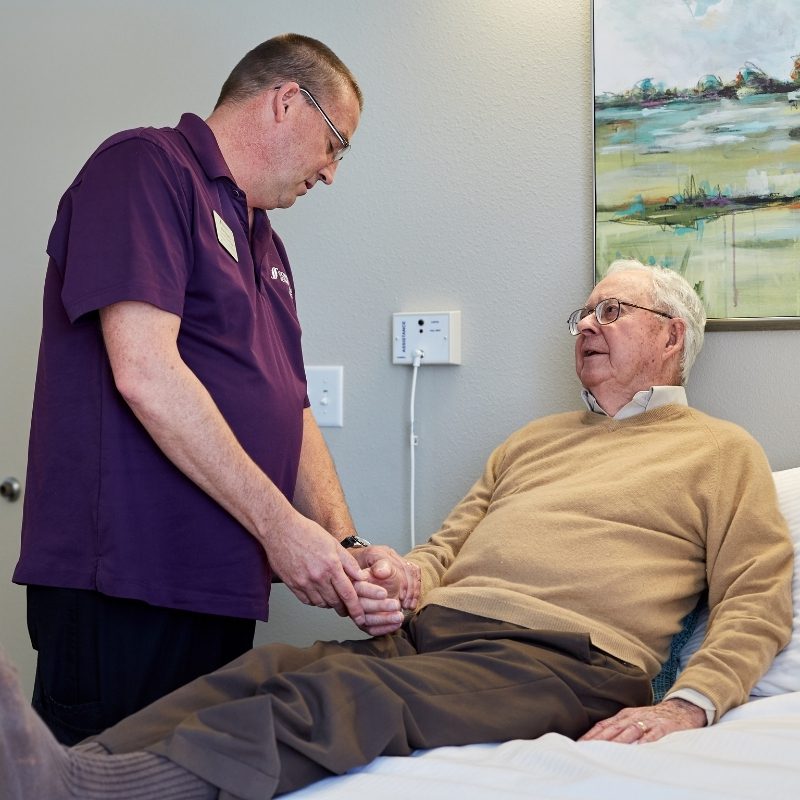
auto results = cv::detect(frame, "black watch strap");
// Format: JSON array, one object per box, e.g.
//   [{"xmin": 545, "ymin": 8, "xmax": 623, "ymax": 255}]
[{"xmin": 340, "ymin": 534, "xmax": 371, "ymax": 548}]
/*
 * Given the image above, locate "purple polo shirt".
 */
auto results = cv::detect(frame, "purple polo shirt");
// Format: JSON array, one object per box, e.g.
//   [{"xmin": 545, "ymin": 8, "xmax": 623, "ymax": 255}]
[{"xmin": 14, "ymin": 114, "xmax": 308, "ymax": 620}]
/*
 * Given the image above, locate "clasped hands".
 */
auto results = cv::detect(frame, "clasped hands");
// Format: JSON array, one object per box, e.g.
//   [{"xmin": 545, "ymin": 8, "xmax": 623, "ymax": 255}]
[
  {"xmin": 265, "ymin": 517, "xmax": 418, "ymax": 633},
  {"xmin": 274, "ymin": 533, "xmax": 417, "ymax": 635},
  {"xmin": 316, "ymin": 544, "xmax": 418, "ymax": 636},
  {"xmin": 348, "ymin": 545, "xmax": 421, "ymax": 635}
]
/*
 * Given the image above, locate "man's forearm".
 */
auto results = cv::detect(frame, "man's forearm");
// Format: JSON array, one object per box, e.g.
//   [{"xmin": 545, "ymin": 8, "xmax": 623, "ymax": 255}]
[{"xmin": 293, "ymin": 408, "xmax": 357, "ymax": 539}]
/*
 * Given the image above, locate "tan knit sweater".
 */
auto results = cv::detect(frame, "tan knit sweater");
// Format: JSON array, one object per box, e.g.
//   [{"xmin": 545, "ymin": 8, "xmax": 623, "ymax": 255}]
[{"xmin": 411, "ymin": 405, "xmax": 793, "ymax": 718}]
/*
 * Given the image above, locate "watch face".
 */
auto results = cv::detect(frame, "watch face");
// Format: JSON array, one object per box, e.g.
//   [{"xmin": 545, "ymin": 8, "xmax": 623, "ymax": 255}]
[{"xmin": 341, "ymin": 535, "xmax": 370, "ymax": 548}]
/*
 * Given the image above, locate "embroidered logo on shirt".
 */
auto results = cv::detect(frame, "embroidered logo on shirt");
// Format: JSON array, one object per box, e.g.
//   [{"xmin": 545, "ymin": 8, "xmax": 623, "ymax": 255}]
[
  {"xmin": 270, "ymin": 266, "xmax": 293, "ymax": 298},
  {"xmin": 213, "ymin": 210, "xmax": 238, "ymax": 262}
]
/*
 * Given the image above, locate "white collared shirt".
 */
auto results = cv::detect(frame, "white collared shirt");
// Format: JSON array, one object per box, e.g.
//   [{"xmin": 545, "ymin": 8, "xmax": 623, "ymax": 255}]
[{"xmin": 581, "ymin": 385, "xmax": 688, "ymax": 419}]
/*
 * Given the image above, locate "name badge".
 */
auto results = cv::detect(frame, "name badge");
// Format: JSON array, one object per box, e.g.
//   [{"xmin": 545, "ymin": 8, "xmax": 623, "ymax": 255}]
[{"xmin": 213, "ymin": 210, "xmax": 238, "ymax": 262}]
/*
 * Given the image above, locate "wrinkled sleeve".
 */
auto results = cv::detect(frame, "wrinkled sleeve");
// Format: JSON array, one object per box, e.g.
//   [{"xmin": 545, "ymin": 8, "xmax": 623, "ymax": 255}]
[{"xmin": 673, "ymin": 430, "xmax": 793, "ymax": 719}]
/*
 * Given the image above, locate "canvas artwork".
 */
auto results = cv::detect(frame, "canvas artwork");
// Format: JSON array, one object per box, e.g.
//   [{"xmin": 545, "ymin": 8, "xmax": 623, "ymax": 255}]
[{"xmin": 593, "ymin": 0, "xmax": 800, "ymax": 328}]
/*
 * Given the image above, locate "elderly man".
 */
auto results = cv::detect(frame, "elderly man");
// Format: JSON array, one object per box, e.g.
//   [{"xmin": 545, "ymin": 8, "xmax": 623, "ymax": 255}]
[
  {"xmin": 1, "ymin": 262, "xmax": 791, "ymax": 799},
  {"xmin": 13, "ymin": 33, "xmax": 417, "ymax": 744}
]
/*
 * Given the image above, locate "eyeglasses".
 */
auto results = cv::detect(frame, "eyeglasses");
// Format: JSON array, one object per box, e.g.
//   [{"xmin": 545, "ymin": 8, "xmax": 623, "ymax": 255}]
[
  {"xmin": 567, "ymin": 298, "xmax": 673, "ymax": 335},
  {"xmin": 299, "ymin": 87, "xmax": 350, "ymax": 162}
]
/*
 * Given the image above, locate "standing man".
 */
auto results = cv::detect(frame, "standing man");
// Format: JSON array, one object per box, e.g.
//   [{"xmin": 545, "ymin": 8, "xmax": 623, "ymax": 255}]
[{"xmin": 13, "ymin": 33, "xmax": 413, "ymax": 744}]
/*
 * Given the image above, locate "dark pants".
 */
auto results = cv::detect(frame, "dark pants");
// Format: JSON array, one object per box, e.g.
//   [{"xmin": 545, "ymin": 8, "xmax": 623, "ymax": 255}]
[
  {"xmin": 96, "ymin": 605, "xmax": 651, "ymax": 800},
  {"xmin": 26, "ymin": 585, "xmax": 255, "ymax": 745}
]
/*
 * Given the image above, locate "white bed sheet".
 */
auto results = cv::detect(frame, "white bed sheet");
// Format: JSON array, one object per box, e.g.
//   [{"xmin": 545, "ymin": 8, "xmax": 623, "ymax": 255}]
[{"xmin": 286, "ymin": 692, "xmax": 800, "ymax": 800}]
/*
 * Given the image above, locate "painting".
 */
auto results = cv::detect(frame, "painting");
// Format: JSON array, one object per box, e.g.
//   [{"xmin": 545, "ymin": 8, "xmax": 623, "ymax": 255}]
[{"xmin": 593, "ymin": 0, "xmax": 800, "ymax": 329}]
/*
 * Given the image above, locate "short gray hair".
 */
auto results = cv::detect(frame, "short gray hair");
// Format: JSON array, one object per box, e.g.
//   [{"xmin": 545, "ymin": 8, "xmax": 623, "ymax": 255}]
[
  {"xmin": 215, "ymin": 33, "xmax": 363, "ymax": 111},
  {"xmin": 604, "ymin": 259, "xmax": 706, "ymax": 384}
]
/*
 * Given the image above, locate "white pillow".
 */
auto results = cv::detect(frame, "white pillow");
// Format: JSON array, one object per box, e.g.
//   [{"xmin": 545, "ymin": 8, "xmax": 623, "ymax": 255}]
[{"xmin": 678, "ymin": 467, "xmax": 800, "ymax": 696}]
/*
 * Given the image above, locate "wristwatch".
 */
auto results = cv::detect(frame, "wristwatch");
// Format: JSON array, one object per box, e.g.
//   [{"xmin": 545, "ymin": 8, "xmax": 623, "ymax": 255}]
[{"xmin": 339, "ymin": 534, "xmax": 371, "ymax": 549}]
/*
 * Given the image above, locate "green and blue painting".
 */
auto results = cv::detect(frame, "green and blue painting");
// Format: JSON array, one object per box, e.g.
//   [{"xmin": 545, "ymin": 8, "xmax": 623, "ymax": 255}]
[{"xmin": 594, "ymin": 0, "xmax": 800, "ymax": 324}]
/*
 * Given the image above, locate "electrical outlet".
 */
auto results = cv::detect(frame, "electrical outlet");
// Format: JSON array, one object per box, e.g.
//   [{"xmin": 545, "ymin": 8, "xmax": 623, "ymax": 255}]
[
  {"xmin": 392, "ymin": 311, "xmax": 461, "ymax": 365},
  {"xmin": 305, "ymin": 365, "xmax": 343, "ymax": 427}
]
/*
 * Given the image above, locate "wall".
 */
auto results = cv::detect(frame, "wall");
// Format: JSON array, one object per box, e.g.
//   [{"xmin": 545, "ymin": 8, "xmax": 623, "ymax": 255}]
[{"xmin": 2, "ymin": 1, "xmax": 798, "ymax": 657}]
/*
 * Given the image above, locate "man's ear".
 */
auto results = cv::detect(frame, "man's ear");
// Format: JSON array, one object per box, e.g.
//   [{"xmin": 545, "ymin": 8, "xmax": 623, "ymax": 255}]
[
  {"xmin": 272, "ymin": 82, "xmax": 301, "ymax": 123},
  {"xmin": 663, "ymin": 317, "xmax": 686, "ymax": 361}
]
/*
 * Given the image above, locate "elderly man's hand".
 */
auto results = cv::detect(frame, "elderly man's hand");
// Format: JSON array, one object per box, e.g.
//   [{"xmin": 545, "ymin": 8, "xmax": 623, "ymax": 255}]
[
  {"xmin": 579, "ymin": 698, "xmax": 708, "ymax": 743},
  {"xmin": 348, "ymin": 577, "xmax": 405, "ymax": 636},
  {"xmin": 349, "ymin": 545, "xmax": 422, "ymax": 610},
  {"xmin": 335, "ymin": 546, "xmax": 421, "ymax": 636}
]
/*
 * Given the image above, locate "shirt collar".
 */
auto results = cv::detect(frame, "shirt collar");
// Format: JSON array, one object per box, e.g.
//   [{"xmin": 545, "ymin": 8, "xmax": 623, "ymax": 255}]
[
  {"xmin": 581, "ymin": 386, "xmax": 688, "ymax": 420},
  {"xmin": 175, "ymin": 113, "xmax": 236, "ymax": 183}
]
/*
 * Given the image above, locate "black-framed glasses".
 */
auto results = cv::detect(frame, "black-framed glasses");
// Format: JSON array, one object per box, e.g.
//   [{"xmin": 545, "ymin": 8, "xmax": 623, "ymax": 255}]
[
  {"xmin": 567, "ymin": 298, "xmax": 673, "ymax": 335},
  {"xmin": 299, "ymin": 87, "xmax": 350, "ymax": 161}
]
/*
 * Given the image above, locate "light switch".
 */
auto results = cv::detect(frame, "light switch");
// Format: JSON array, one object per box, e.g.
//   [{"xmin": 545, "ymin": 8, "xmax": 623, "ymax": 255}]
[{"xmin": 305, "ymin": 365, "xmax": 343, "ymax": 427}]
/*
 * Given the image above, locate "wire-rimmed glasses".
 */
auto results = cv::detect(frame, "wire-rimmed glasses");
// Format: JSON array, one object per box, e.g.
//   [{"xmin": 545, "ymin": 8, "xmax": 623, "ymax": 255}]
[
  {"xmin": 567, "ymin": 298, "xmax": 673, "ymax": 335},
  {"xmin": 299, "ymin": 87, "xmax": 350, "ymax": 162}
]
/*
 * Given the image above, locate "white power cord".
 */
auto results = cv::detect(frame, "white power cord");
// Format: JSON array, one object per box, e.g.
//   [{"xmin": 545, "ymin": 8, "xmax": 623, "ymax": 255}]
[{"xmin": 409, "ymin": 348, "xmax": 424, "ymax": 549}]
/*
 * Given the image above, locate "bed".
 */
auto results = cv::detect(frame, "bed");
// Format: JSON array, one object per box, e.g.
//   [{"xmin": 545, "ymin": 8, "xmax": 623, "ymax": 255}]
[{"xmin": 287, "ymin": 467, "xmax": 800, "ymax": 800}]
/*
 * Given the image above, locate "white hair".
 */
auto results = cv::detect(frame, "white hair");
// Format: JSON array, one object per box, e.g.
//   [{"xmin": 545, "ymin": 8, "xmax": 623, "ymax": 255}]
[{"xmin": 604, "ymin": 259, "xmax": 706, "ymax": 384}]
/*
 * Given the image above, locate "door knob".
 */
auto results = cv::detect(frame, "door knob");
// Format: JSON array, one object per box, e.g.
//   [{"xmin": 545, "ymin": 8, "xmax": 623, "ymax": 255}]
[{"xmin": 1, "ymin": 477, "xmax": 21, "ymax": 502}]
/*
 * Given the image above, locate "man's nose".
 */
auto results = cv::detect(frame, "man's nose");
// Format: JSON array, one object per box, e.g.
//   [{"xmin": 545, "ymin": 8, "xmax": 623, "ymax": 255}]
[
  {"xmin": 318, "ymin": 160, "xmax": 339, "ymax": 186},
  {"xmin": 577, "ymin": 310, "xmax": 598, "ymax": 334}
]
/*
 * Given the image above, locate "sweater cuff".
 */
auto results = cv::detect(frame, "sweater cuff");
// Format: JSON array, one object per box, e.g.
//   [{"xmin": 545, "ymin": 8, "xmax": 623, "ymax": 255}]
[{"xmin": 663, "ymin": 688, "xmax": 716, "ymax": 725}]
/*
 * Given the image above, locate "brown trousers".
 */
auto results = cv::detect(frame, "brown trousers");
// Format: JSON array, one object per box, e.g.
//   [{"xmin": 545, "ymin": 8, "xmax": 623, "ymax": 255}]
[{"xmin": 95, "ymin": 605, "xmax": 651, "ymax": 800}]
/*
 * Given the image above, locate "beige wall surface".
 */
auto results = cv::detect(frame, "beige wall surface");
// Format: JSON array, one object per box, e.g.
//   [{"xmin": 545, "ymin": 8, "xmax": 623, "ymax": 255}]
[{"xmin": 1, "ymin": 1, "xmax": 798, "ymax": 674}]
